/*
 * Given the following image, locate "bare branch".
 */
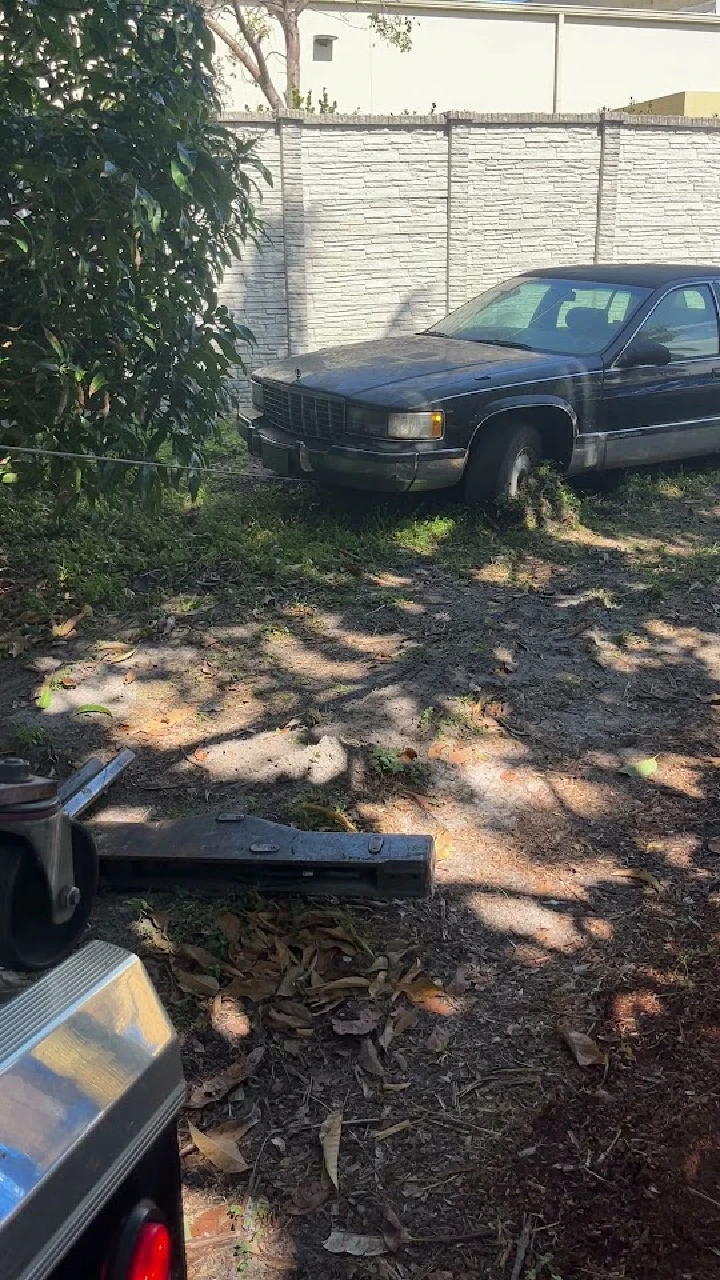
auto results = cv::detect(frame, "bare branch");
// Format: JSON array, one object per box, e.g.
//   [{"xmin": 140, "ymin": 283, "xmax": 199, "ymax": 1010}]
[
  {"xmin": 204, "ymin": 8, "xmax": 283, "ymax": 109},
  {"xmin": 229, "ymin": 0, "xmax": 284, "ymax": 107}
]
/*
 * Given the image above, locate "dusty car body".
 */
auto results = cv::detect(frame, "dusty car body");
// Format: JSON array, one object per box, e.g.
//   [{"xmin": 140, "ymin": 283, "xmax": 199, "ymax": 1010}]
[{"xmin": 241, "ymin": 264, "xmax": 720, "ymax": 501}]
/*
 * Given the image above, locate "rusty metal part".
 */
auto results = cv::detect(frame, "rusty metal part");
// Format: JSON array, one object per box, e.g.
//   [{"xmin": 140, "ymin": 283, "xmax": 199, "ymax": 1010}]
[{"xmin": 0, "ymin": 758, "xmax": 57, "ymax": 808}]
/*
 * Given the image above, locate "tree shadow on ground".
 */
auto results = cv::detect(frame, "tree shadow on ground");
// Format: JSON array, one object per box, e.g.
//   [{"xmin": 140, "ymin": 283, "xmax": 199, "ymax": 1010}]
[{"xmin": 1, "ymin": 463, "xmax": 719, "ymax": 1279}]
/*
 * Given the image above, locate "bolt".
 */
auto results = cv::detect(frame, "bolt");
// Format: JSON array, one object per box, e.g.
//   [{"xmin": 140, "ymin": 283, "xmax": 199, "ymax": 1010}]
[
  {"xmin": 0, "ymin": 757, "xmax": 31, "ymax": 783},
  {"xmin": 60, "ymin": 886, "xmax": 81, "ymax": 909},
  {"xmin": 368, "ymin": 835, "xmax": 384, "ymax": 856}
]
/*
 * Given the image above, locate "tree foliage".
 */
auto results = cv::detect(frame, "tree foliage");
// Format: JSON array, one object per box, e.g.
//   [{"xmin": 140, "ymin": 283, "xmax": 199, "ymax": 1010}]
[{"xmin": 0, "ymin": 0, "xmax": 267, "ymax": 501}]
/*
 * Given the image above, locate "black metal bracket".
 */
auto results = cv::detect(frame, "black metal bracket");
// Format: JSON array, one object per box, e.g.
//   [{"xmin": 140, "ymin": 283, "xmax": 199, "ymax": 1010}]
[{"xmin": 97, "ymin": 814, "xmax": 435, "ymax": 899}]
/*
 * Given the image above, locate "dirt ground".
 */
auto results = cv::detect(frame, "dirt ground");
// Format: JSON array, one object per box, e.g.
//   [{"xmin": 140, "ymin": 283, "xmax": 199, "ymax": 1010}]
[{"xmin": 1, "ymin": 463, "xmax": 719, "ymax": 1279}]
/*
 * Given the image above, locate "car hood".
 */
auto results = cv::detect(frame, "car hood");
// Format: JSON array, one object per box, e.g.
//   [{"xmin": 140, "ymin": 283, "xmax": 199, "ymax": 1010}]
[{"xmin": 255, "ymin": 336, "xmax": 570, "ymax": 402}]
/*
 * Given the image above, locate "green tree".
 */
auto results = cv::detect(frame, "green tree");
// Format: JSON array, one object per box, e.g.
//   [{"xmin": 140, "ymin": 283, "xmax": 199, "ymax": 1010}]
[{"xmin": 0, "ymin": 0, "xmax": 267, "ymax": 501}]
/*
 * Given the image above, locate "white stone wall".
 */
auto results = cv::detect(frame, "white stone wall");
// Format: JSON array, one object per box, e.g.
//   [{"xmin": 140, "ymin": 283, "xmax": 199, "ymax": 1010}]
[
  {"xmin": 219, "ymin": 124, "xmax": 288, "ymax": 374},
  {"xmin": 614, "ymin": 126, "xmax": 720, "ymax": 262},
  {"xmin": 219, "ymin": 112, "xmax": 720, "ymax": 391},
  {"xmin": 465, "ymin": 122, "xmax": 601, "ymax": 302},
  {"xmin": 299, "ymin": 125, "xmax": 448, "ymax": 349}
]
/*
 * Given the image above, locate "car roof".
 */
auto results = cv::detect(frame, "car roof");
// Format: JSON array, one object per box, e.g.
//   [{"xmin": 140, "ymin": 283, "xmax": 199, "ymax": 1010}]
[{"xmin": 526, "ymin": 264, "xmax": 720, "ymax": 287}]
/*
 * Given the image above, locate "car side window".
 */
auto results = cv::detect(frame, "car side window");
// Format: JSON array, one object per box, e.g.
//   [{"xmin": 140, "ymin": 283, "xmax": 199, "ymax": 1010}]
[{"xmin": 635, "ymin": 285, "xmax": 720, "ymax": 360}]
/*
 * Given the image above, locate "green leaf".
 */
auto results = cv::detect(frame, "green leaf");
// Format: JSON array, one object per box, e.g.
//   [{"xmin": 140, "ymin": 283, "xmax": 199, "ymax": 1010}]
[
  {"xmin": 36, "ymin": 682, "xmax": 54, "ymax": 710},
  {"xmin": 170, "ymin": 159, "xmax": 190, "ymax": 192},
  {"xmin": 43, "ymin": 330, "xmax": 64, "ymax": 359},
  {"xmin": 619, "ymin": 756, "xmax": 658, "ymax": 779},
  {"xmin": 88, "ymin": 373, "xmax": 106, "ymax": 397},
  {"xmin": 74, "ymin": 704, "xmax": 112, "ymax": 717}
]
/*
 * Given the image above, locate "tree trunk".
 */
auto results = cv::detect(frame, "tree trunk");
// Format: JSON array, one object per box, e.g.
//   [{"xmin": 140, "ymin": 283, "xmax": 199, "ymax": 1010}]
[{"xmin": 284, "ymin": 15, "xmax": 300, "ymax": 104}]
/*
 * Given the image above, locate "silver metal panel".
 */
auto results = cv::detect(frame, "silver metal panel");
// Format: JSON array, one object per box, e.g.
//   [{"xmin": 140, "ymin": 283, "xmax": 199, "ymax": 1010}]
[{"xmin": 0, "ymin": 941, "xmax": 185, "ymax": 1280}]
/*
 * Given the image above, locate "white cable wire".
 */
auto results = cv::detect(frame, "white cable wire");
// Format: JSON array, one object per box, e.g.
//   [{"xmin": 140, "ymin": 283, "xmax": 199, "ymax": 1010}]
[{"xmin": 0, "ymin": 442, "xmax": 306, "ymax": 484}]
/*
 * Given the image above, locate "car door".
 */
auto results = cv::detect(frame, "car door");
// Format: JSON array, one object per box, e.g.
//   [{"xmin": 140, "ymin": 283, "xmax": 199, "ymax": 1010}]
[{"xmin": 601, "ymin": 283, "xmax": 720, "ymax": 467}]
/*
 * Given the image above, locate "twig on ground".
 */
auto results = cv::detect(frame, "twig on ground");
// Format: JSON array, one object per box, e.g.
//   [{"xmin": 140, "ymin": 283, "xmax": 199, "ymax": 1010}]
[
  {"xmin": 510, "ymin": 1213, "xmax": 533, "ymax": 1280},
  {"xmin": 689, "ymin": 1186, "xmax": 720, "ymax": 1212},
  {"xmin": 409, "ymin": 1227, "xmax": 495, "ymax": 1245}
]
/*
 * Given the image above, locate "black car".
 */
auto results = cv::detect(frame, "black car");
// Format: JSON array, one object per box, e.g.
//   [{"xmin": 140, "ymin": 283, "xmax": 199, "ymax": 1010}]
[{"xmin": 241, "ymin": 265, "xmax": 720, "ymax": 501}]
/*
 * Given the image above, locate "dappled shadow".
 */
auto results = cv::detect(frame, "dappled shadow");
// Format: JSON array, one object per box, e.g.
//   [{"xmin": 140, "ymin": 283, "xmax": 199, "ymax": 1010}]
[{"xmin": 1, "ymin": 464, "xmax": 719, "ymax": 1278}]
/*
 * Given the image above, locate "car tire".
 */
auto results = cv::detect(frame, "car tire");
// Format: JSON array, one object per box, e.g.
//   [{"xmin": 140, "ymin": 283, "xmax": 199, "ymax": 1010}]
[{"xmin": 463, "ymin": 421, "xmax": 543, "ymax": 504}]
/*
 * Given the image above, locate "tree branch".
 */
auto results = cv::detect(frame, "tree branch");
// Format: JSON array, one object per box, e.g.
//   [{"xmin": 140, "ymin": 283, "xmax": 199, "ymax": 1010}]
[
  {"xmin": 204, "ymin": 10, "xmax": 282, "ymax": 110},
  {"xmin": 230, "ymin": 0, "xmax": 283, "ymax": 108}
]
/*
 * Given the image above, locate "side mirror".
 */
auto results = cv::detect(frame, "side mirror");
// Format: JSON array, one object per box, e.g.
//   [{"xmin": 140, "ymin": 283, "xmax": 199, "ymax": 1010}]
[{"xmin": 617, "ymin": 337, "xmax": 672, "ymax": 369}]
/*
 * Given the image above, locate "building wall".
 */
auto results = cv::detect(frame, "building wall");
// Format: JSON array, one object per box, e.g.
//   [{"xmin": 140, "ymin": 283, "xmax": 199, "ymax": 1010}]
[
  {"xmin": 214, "ymin": 1, "xmax": 720, "ymax": 117},
  {"xmin": 218, "ymin": 112, "xmax": 720, "ymax": 391}
]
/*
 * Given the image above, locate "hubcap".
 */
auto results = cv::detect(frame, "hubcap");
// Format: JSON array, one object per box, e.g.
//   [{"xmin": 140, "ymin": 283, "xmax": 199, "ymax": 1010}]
[{"xmin": 509, "ymin": 448, "xmax": 535, "ymax": 498}]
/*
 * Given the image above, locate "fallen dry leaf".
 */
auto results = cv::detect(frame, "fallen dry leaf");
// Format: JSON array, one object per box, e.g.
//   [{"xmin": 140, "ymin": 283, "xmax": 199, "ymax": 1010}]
[
  {"xmin": 51, "ymin": 604, "xmax": 93, "ymax": 639},
  {"xmin": 266, "ymin": 1006, "xmax": 312, "ymax": 1033},
  {"xmin": 399, "ymin": 748, "xmax": 418, "ymax": 762},
  {"xmin": 106, "ymin": 647, "xmax": 135, "ymax": 664},
  {"xmin": 374, "ymin": 1120, "xmax": 411, "ymax": 1143},
  {"xmin": 123, "ymin": 670, "xmax": 136, "ymax": 685},
  {"xmin": 323, "ymin": 1230, "xmax": 386, "ymax": 1257},
  {"xmin": 317, "ymin": 976, "xmax": 370, "ymax": 995},
  {"xmin": 211, "ymin": 993, "xmax": 251, "ymax": 1040},
  {"xmin": 320, "ymin": 1109, "xmax": 342, "ymax": 1190},
  {"xmin": 427, "ymin": 1024, "xmax": 450, "ymax": 1053},
  {"xmin": 709, "ymin": 838, "xmax": 720, "ymax": 855},
  {"xmin": 212, "ymin": 1103, "xmax": 261, "ymax": 1141},
  {"xmin": 383, "ymin": 1205, "xmax": 412, "ymax": 1252},
  {"xmin": 185, "ymin": 1049, "xmax": 264, "ymax": 1109},
  {"xmin": 174, "ymin": 969, "xmax": 220, "ymax": 998},
  {"xmin": 332, "ymin": 1008, "xmax": 380, "ymax": 1037},
  {"xmin": 379, "ymin": 1007, "xmax": 417, "ymax": 1052},
  {"xmin": 614, "ymin": 868, "xmax": 663, "ymax": 893},
  {"xmin": 188, "ymin": 1121, "xmax": 249, "ymax": 1174},
  {"xmin": 435, "ymin": 829, "xmax": 453, "ymax": 861},
  {"xmin": 225, "ymin": 975, "xmax": 277, "ymax": 1003},
  {"xmin": 359, "ymin": 1037, "xmax": 385, "ymax": 1078},
  {"xmin": 402, "ymin": 976, "xmax": 452, "ymax": 1016},
  {"xmin": 178, "ymin": 943, "xmax": 220, "ymax": 970},
  {"xmin": 559, "ymin": 1023, "xmax": 607, "ymax": 1068},
  {"xmin": 189, "ymin": 1205, "xmax": 233, "ymax": 1239}
]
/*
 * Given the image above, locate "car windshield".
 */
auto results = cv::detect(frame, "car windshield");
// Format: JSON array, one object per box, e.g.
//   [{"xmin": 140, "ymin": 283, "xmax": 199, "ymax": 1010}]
[{"xmin": 426, "ymin": 276, "xmax": 652, "ymax": 355}]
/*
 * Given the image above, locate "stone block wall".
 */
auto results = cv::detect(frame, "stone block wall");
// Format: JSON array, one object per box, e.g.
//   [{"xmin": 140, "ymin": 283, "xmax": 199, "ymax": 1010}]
[{"xmin": 219, "ymin": 110, "xmax": 720, "ymax": 389}]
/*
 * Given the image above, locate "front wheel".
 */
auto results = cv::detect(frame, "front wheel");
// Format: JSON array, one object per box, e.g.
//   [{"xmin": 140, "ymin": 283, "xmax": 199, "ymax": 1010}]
[
  {"xmin": 463, "ymin": 421, "xmax": 542, "ymax": 504},
  {"xmin": 0, "ymin": 823, "xmax": 98, "ymax": 971}
]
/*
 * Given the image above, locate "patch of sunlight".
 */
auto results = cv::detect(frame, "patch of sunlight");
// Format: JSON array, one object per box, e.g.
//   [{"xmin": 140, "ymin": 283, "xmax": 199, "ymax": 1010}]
[
  {"xmin": 392, "ymin": 513, "xmax": 458, "ymax": 555},
  {"xmin": 468, "ymin": 890, "xmax": 590, "ymax": 953}
]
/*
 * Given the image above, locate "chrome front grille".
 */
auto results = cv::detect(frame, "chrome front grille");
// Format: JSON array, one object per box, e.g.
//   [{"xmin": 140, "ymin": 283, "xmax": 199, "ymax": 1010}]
[{"xmin": 262, "ymin": 382, "xmax": 346, "ymax": 442}]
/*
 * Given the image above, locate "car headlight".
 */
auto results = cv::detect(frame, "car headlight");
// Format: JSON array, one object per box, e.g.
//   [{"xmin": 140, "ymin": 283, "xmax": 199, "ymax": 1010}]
[
  {"xmin": 251, "ymin": 379, "xmax": 264, "ymax": 411},
  {"xmin": 387, "ymin": 411, "xmax": 444, "ymax": 440},
  {"xmin": 347, "ymin": 405, "xmax": 388, "ymax": 437}
]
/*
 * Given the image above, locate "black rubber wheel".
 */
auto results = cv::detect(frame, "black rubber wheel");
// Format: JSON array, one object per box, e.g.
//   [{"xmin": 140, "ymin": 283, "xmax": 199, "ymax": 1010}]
[
  {"xmin": 463, "ymin": 421, "xmax": 542, "ymax": 504},
  {"xmin": 0, "ymin": 822, "xmax": 98, "ymax": 971}
]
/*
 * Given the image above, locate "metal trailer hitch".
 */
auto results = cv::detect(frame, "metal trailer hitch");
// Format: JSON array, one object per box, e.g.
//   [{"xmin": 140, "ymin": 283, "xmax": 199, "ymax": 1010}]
[
  {"xmin": 0, "ymin": 751, "xmax": 134, "ymax": 972},
  {"xmin": 0, "ymin": 748, "xmax": 434, "ymax": 972}
]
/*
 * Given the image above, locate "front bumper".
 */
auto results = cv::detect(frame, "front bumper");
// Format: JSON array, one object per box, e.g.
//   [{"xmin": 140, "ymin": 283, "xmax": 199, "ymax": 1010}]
[{"xmin": 239, "ymin": 414, "xmax": 466, "ymax": 493}]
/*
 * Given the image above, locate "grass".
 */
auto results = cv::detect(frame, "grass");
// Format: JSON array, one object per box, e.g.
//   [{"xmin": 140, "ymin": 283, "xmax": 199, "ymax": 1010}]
[{"xmin": 0, "ymin": 449, "xmax": 718, "ymax": 647}]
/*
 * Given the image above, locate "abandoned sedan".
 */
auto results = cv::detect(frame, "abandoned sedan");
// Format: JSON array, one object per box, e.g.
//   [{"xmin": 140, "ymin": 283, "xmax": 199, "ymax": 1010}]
[{"xmin": 241, "ymin": 265, "xmax": 720, "ymax": 501}]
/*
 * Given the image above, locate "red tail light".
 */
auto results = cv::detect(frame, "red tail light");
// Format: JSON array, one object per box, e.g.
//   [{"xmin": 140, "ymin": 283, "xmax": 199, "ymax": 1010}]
[
  {"xmin": 102, "ymin": 1202, "xmax": 172, "ymax": 1280},
  {"xmin": 127, "ymin": 1222, "xmax": 171, "ymax": 1280}
]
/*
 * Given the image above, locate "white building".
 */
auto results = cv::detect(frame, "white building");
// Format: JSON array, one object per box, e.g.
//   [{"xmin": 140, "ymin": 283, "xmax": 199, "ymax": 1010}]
[{"xmin": 215, "ymin": 0, "xmax": 720, "ymax": 117}]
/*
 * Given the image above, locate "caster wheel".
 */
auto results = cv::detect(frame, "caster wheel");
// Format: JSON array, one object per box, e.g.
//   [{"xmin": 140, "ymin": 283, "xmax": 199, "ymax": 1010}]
[{"xmin": 0, "ymin": 823, "xmax": 98, "ymax": 971}]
